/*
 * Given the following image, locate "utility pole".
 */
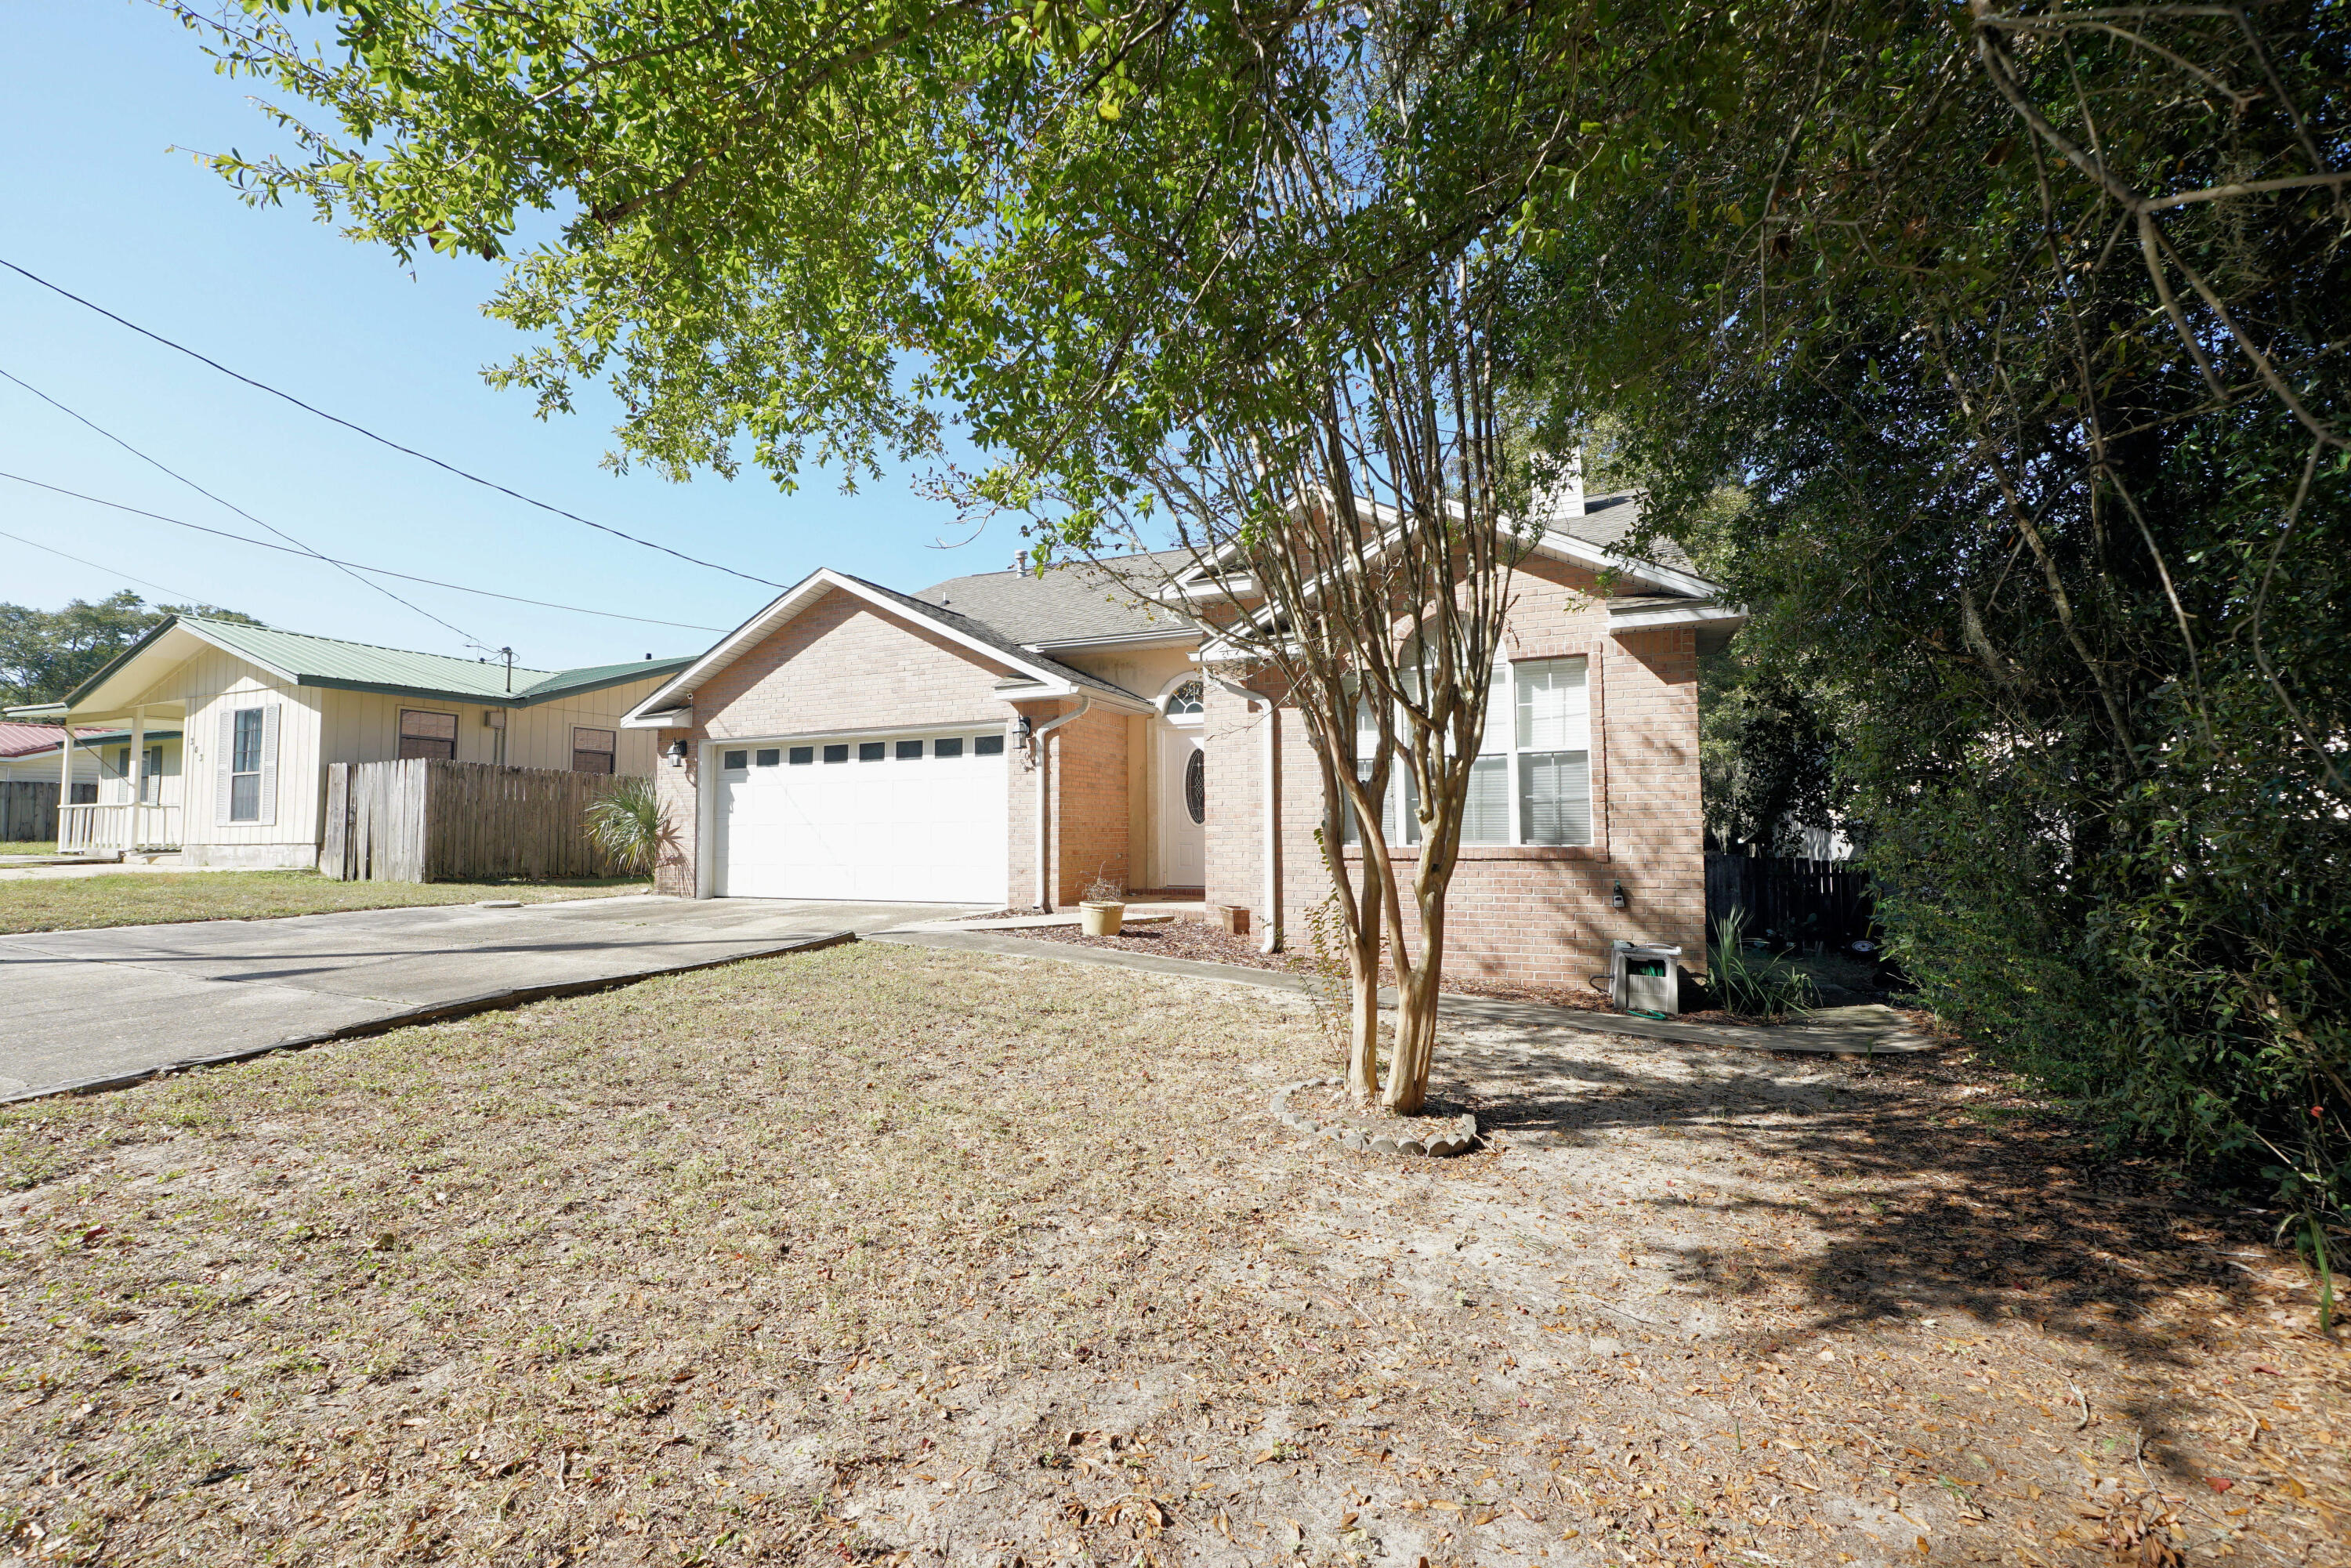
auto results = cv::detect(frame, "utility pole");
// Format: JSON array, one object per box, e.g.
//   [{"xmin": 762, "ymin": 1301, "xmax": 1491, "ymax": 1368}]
[{"xmin": 501, "ymin": 647, "xmax": 514, "ymax": 694}]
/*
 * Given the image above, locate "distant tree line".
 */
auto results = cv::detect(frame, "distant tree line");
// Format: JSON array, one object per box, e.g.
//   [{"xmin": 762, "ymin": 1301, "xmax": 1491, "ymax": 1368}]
[{"xmin": 0, "ymin": 591, "xmax": 259, "ymax": 710}]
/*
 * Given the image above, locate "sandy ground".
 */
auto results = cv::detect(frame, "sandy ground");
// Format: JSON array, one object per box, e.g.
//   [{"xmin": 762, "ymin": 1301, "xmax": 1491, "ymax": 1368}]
[{"xmin": 0, "ymin": 943, "xmax": 2340, "ymax": 1567}]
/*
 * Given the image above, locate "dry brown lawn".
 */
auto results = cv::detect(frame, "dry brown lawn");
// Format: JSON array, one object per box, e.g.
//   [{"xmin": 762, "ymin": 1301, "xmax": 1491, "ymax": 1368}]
[{"xmin": 0, "ymin": 942, "xmax": 2342, "ymax": 1568}]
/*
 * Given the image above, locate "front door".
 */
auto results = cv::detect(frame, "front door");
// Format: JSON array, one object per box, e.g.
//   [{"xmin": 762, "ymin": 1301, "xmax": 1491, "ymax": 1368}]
[{"xmin": 1159, "ymin": 728, "xmax": 1206, "ymax": 889}]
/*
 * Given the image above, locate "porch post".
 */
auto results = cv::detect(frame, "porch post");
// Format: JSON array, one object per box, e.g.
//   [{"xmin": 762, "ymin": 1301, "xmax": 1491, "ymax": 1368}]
[{"xmin": 128, "ymin": 705, "xmax": 146, "ymax": 850}]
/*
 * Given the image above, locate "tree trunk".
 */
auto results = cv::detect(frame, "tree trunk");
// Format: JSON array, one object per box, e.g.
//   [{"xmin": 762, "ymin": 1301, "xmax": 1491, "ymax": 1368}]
[
  {"xmin": 1354, "ymin": 945, "xmax": 1382, "ymax": 1105},
  {"xmin": 1382, "ymin": 890, "xmax": 1446, "ymax": 1114}
]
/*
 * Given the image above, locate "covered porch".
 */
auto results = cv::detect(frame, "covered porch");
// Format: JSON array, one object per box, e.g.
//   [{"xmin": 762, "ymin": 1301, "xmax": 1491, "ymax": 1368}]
[{"xmin": 12, "ymin": 700, "xmax": 188, "ymax": 857}]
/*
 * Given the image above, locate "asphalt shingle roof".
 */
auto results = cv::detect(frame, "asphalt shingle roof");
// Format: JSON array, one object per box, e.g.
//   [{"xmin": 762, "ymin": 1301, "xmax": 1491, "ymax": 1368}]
[
  {"xmin": 914, "ymin": 552, "xmax": 1193, "ymax": 647},
  {"xmin": 1550, "ymin": 491, "xmax": 1699, "ymax": 576},
  {"xmin": 846, "ymin": 576, "xmax": 1150, "ymax": 704}
]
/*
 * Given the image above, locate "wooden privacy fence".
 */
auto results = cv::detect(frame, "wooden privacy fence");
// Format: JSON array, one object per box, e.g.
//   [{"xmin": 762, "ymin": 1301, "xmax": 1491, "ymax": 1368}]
[
  {"xmin": 323, "ymin": 759, "xmax": 618, "ymax": 882},
  {"xmin": 1704, "ymin": 853, "xmax": 1877, "ymax": 947},
  {"xmin": 1, "ymin": 780, "xmax": 60, "ymax": 844}
]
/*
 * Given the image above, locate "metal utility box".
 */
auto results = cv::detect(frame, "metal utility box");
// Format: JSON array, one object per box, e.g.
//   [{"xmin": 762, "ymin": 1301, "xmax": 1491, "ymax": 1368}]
[{"xmin": 1610, "ymin": 940, "xmax": 1683, "ymax": 1016}]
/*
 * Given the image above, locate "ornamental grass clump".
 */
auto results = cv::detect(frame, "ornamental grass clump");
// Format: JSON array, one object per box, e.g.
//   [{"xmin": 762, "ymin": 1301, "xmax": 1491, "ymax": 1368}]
[{"xmin": 1708, "ymin": 911, "xmax": 1818, "ymax": 1021}]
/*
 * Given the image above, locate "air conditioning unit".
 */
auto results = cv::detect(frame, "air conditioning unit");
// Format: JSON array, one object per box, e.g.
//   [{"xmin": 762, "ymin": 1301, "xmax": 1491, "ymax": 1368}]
[{"xmin": 1610, "ymin": 940, "xmax": 1683, "ymax": 1016}]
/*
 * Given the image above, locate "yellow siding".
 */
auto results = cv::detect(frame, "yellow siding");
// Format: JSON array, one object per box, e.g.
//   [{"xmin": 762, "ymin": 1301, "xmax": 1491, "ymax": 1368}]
[
  {"xmin": 316, "ymin": 679, "xmax": 666, "ymax": 774},
  {"xmin": 107, "ymin": 651, "xmax": 676, "ymax": 866},
  {"xmin": 92, "ymin": 737, "xmax": 185, "ymax": 809},
  {"xmin": 131, "ymin": 646, "xmax": 324, "ymax": 857}
]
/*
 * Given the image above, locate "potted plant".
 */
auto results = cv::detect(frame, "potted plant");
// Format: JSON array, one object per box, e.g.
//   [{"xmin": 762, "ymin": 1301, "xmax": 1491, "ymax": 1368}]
[{"xmin": 1079, "ymin": 868, "xmax": 1126, "ymax": 936}]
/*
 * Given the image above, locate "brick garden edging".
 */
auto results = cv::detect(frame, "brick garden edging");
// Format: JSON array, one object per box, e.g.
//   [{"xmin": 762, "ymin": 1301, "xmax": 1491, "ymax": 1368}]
[{"xmin": 1270, "ymin": 1076, "xmax": 1479, "ymax": 1157}]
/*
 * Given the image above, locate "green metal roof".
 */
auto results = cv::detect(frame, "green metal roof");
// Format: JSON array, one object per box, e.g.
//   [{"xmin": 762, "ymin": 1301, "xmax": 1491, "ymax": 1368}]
[{"xmin": 65, "ymin": 616, "xmax": 693, "ymax": 711}]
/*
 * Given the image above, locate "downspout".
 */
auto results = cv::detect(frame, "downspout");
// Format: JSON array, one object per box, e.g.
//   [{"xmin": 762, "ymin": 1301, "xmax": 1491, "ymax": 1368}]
[
  {"xmin": 1206, "ymin": 674, "xmax": 1282, "ymax": 952},
  {"xmin": 1027, "ymin": 694, "xmax": 1090, "ymax": 912}
]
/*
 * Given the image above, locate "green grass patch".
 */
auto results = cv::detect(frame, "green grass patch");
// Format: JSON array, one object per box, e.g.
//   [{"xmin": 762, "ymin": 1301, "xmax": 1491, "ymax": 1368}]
[{"xmin": 0, "ymin": 868, "xmax": 643, "ymax": 935}]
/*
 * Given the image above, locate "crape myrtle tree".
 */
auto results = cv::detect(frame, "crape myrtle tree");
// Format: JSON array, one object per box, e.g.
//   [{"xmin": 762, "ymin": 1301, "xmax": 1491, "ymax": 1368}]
[
  {"xmin": 1528, "ymin": 1, "xmax": 2349, "ymax": 1276},
  {"xmin": 178, "ymin": 0, "xmax": 1730, "ymax": 1113}
]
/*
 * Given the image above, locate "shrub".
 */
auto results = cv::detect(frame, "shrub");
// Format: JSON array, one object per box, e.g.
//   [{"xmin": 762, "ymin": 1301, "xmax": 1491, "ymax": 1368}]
[{"xmin": 584, "ymin": 775, "xmax": 668, "ymax": 878}]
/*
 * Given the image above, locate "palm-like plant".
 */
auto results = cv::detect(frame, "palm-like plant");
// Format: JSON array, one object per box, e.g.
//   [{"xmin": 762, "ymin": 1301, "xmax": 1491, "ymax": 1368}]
[{"xmin": 584, "ymin": 774, "xmax": 669, "ymax": 882}]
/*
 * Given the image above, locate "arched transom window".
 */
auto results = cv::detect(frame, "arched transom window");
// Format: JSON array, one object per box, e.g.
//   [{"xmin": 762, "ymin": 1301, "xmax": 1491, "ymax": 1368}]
[{"xmin": 1162, "ymin": 678, "xmax": 1204, "ymax": 720}]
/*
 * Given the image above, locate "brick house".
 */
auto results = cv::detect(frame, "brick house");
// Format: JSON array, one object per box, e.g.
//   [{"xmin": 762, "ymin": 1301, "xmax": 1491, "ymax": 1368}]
[{"xmin": 624, "ymin": 491, "xmax": 1743, "ymax": 984}]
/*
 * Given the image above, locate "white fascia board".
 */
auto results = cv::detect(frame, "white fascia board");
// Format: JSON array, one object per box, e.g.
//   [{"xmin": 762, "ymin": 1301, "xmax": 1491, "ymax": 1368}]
[
  {"xmin": 622, "ymin": 567, "xmax": 1148, "ymax": 723},
  {"xmin": 1608, "ymin": 600, "xmax": 1750, "ymax": 632},
  {"xmin": 72, "ymin": 621, "xmax": 294, "ymax": 719},
  {"xmin": 1532, "ymin": 531, "xmax": 1719, "ymax": 599},
  {"xmin": 622, "ymin": 570, "xmax": 835, "ymax": 723},
  {"xmin": 1024, "ymin": 628, "xmax": 1201, "ymax": 653},
  {"xmin": 620, "ymin": 705, "xmax": 693, "ymax": 730}
]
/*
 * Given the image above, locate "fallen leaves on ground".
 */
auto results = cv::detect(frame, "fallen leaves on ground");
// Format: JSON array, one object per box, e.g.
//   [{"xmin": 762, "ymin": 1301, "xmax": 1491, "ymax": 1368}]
[{"xmin": 0, "ymin": 942, "xmax": 2342, "ymax": 1567}]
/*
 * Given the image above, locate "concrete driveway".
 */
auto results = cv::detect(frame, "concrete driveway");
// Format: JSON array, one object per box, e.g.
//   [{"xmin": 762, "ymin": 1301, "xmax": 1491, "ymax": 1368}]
[{"xmin": 0, "ymin": 896, "xmax": 969, "ymax": 1101}]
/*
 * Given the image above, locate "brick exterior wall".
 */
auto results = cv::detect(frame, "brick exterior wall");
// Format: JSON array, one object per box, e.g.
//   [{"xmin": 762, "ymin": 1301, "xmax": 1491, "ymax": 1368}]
[
  {"xmin": 648, "ymin": 587, "xmax": 1133, "ymax": 908},
  {"xmin": 644, "ymin": 565, "xmax": 1706, "ymax": 980},
  {"xmin": 1208, "ymin": 556, "xmax": 1709, "ymax": 985}
]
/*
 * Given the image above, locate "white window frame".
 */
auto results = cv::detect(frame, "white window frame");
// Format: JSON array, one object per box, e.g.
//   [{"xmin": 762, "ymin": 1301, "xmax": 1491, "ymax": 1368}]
[
  {"xmin": 228, "ymin": 707, "xmax": 266, "ymax": 822},
  {"xmin": 1345, "ymin": 654, "xmax": 1592, "ymax": 849}
]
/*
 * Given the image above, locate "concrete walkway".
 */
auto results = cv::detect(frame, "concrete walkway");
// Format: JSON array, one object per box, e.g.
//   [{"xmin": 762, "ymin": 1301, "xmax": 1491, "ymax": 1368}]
[
  {"xmin": 1, "ymin": 896, "xmax": 975, "ymax": 1102},
  {"xmin": 872, "ymin": 928, "xmax": 1940, "ymax": 1056}
]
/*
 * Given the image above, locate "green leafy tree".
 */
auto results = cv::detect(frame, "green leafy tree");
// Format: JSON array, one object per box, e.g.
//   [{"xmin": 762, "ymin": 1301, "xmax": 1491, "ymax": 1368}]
[
  {"xmin": 0, "ymin": 592, "xmax": 260, "ymax": 708},
  {"xmin": 175, "ymin": 0, "xmax": 1744, "ymax": 1114},
  {"xmin": 1526, "ymin": 1, "xmax": 2348, "ymax": 1264}
]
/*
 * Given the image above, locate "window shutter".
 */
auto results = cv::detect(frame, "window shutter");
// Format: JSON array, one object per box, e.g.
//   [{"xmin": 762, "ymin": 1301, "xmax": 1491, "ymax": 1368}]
[
  {"xmin": 215, "ymin": 708, "xmax": 236, "ymax": 827},
  {"xmin": 257, "ymin": 704, "xmax": 281, "ymax": 826}
]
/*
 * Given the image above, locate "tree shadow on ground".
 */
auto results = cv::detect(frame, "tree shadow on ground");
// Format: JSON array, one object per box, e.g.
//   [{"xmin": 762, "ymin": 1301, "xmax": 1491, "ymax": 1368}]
[{"xmin": 1445, "ymin": 1032, "xmax": 2268, "ymax": 1371}]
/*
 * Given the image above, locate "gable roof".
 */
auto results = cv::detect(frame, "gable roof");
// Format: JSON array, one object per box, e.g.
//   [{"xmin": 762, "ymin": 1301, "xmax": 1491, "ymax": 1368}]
[
  {"xmin": 50, "ymin": 616, "xmax": 693, "ymax": 714},
  {"xmin": 915, "ymin": 552, "xmax": 1195, "ymax": 647},
  {"xmin": 1159, "ymin": 487, "xmax": 1719, "ymax": 603},
  {"xmin": 1556, "ymin": 491, "xmax": 1699, "ymax": 576},
  {"xmin": 621, "ymin": 568, "xmax": 1160, "ymax": 726}
]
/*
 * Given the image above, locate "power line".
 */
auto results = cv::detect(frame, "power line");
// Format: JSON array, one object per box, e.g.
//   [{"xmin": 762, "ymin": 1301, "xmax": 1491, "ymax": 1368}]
[
  {"xmin": 0, "ymin": 256, "xmax": 788, "ymax": 591},
  {"xmin": 0, "ymin": 365, "xmax": 492, "ymax": 654},
  {"xmin": 0, "ymin": 472, "xmax": 730, "ymax": 634},
  {"xmin": 0, "ymin": 523, "xmax": 205, "ymax": 606}
]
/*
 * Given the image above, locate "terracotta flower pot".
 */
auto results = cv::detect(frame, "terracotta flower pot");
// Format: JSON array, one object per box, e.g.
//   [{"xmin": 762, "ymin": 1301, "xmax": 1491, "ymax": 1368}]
[{"xmin": 1079, "ymin": 900, "xmax": 1125, "ymax": 936}]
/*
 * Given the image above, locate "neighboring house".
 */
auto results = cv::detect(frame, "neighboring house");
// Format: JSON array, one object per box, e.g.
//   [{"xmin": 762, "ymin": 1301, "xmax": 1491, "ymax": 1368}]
[
  {"xmin": 0, "ymin": 722, "xmax": 107, "ymax": 795},
  {"xmin": 6, "ymin": 617, "xmax": 691, "ymax": 867},
  {"xmin": 625, "ymin": 491, "xmax": 1744, "ymax": 985}
]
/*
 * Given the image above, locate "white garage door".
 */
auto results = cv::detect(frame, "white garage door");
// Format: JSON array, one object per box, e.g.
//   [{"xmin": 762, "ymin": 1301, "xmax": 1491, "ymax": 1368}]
[{"xmin": 715, "ymin": 732, "xmax": 1008, "ymax": 903}]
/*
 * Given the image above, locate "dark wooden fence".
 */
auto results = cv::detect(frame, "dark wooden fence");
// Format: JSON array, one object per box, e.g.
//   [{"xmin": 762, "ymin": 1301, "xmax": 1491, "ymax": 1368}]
[
  {"xmin": 322, "ymin": 759, "xmax": 618, "ymax": 882},
  {"xmin": 1, "ymin": 780, "xmax": 60, "ymax": 844},
  {"xmin": 1704, "ymin": 853, "xmax": 1876, "ymax": 947}
]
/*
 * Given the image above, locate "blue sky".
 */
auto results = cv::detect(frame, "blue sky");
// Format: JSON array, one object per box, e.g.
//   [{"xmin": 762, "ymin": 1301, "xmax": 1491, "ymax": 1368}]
[{"xmin": 0, "ymin": 3, "xmax": 1011, "ymax": 672}]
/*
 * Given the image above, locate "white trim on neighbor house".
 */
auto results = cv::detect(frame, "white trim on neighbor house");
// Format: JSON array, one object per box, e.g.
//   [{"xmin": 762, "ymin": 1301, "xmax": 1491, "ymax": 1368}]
[{"xmin": 624, "ymin": 568, "xmax": 1158, "ymax": 726}]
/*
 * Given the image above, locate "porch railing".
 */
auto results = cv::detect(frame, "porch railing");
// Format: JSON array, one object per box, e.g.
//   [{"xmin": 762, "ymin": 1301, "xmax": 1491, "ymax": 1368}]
[{"xmin": 56, "ymin": 802, "xmax": 183, "ymax": 856}]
